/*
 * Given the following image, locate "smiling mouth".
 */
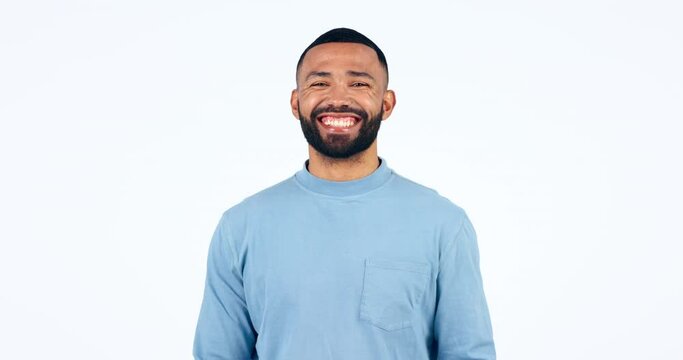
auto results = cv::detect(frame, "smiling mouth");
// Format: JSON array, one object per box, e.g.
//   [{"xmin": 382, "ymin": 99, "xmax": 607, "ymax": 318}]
[{"xmin": 316, "ymin": 114, "xmax": 361, "ymax": 129}]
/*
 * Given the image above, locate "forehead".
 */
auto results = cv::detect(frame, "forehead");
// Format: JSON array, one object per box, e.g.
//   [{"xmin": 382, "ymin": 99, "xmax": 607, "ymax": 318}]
[{"xmin": 299, "ymin": 42, "xmax": 385, "ymax": 80}]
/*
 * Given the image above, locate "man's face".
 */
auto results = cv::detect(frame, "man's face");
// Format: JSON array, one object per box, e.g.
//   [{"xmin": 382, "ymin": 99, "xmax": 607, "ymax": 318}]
[{"xmin": 291, "ymin": 42, "xmax": 395, "ymax": 159}]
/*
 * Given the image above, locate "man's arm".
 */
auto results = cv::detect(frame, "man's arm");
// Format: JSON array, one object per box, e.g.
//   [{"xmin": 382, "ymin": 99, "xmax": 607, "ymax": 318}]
[
  {"xmin": 434, "ymin": 213, "xmax": 496, "ymax": 360},
  {"xmin": 193, "ymin": 214, "xmax": 257, "ymax": 360}
]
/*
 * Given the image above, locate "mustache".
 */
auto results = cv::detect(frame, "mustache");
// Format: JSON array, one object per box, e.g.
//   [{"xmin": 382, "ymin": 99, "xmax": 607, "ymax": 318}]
[{"xmin": 309, "ymin": 105, "xmax": 368, "ymax": 121}]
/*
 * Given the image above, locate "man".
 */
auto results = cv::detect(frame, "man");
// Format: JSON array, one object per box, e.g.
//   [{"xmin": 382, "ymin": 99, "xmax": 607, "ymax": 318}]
[{"xmin": 193, "ymin": 28, "xmax": 495, "ymax": 359}]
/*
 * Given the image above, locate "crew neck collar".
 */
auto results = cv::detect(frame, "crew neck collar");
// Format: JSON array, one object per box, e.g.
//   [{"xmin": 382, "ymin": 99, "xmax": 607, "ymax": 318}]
[{"xmin": 294, "ymin": 157, "xmax": 393, "ymax": 197}]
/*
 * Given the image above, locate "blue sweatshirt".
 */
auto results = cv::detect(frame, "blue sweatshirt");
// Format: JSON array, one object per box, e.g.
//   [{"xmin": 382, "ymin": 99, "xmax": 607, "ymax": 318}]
[{"xmin": 193, "ymin": 158, "xmax": 495, "ymax": 360}]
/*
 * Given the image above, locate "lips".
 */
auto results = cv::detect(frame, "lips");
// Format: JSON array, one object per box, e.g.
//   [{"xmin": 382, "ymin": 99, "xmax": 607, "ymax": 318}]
[{"xmin": 316, "ymin": 113, "xmax": 361, "ymax": 129}]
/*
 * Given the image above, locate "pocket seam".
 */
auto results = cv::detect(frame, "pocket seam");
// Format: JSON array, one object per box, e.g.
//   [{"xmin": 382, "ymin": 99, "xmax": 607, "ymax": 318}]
[
  {"xmin": 360, "ymin": 258, "xmax": 431, "ymax": 331},
  {"xmin": 366, "ymin": 259, "xmax": 430, "ymax": 274},
  {"xmin": 366, "ymin": 263, "xmax": 430, "ymax": 274}
]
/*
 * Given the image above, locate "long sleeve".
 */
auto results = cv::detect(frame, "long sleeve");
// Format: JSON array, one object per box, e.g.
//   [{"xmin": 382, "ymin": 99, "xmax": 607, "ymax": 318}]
[
  {"xmin": 434, "ymin": 213, "xmax": 496, "ymax": 360},
  {"xmin": 193, "ymin": 214, "xmax": 257, "ymax": 360}
]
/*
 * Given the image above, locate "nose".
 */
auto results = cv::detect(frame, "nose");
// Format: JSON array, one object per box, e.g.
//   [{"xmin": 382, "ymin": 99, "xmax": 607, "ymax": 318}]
[{"xmin": 324, "ymin": 84, "xmax": 352, "ymax": 108}]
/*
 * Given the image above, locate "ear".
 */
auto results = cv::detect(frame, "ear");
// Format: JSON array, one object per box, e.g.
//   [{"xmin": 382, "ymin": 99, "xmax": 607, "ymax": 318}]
[
  {"xmin": 290, "ymin": 89, "xmax": 300, "ymax": 119},
  {"xmin": 380, "ymin": 90, "xmax": 396, "ymax": 120}
]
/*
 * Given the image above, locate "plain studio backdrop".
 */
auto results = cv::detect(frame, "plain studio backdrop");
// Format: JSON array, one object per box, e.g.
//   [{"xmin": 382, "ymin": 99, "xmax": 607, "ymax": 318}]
[{"xmin": 1, "ymin": 0, "xmax": 681, "ymax": 359}]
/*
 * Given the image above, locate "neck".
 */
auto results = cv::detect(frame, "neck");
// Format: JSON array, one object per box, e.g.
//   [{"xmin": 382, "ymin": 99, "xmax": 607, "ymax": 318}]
[{"xmin": 307, "ymin": 143, "xmax": 380, "ymax": 181}]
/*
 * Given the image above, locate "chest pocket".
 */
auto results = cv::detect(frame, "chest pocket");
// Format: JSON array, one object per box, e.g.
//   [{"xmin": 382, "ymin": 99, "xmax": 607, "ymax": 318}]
[{"xmin": 360, "ymin": 258, "xmax": 431, "ymax": 331}]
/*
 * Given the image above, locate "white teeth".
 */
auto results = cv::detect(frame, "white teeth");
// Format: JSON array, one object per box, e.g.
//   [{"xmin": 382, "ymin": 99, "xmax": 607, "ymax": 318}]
[{"xmin": 322, "ymin": 117, "xmax": 355, "ymax": 127}]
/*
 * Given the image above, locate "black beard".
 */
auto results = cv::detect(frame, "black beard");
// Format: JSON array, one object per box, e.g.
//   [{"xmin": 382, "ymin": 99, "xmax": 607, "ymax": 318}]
[{"xmin": 299, "ymin": 104, "xmax": 383, "ymax": 159}]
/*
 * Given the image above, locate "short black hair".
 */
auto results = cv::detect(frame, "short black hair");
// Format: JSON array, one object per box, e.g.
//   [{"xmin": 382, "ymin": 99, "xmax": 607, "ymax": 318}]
[{"xmin": 296, "ymin": 28, "xmax": 388, "ymax": 83}]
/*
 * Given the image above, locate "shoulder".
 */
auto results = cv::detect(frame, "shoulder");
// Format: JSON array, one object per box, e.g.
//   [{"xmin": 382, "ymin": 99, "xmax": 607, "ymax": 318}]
[
  {"xmin": 386, "ymin": 171, "xmax": 470, "ymax": 234},
  {"xmin": 217, "ymin": 175, "xmax": 299, "ymax": 228},
  {"xmin": 391, "ymin": 171, "xmax": 466, "ymax": 214}
]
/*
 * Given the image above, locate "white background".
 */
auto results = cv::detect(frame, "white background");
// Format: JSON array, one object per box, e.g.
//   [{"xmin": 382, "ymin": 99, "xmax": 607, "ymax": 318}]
[{"xmin": 1, "ymin": 0, "xmax": 681, "ymax": 359}]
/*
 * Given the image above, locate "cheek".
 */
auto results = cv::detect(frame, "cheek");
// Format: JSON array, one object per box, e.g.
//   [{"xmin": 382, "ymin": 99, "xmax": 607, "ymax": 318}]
[
  {"xmin": 299, "ymin": 95, "xmax": 326, "ymax": 114},
  {"xmin": 363, "ymin": 90, "xmax": 384, "ymax": 106},
  {"xmin": 298, "ymin": 101, "xmax": 315, "ymax": 117},
  {"xmin": 360, "ymin": 96, "xmax": 384, "ymax": 113}
]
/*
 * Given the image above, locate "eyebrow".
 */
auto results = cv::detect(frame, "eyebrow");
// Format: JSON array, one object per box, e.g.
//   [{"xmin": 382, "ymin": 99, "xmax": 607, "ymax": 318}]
[
  {"xmin": 305, "ymin": 71, "xmax": 331, "ymax": 81},
  {"xmin": 304, "ymin": 70, "xmax": 376, "ymax": 82},
  {"xmin": 346, "ymin": 71, "xmax": 375, "ymax": 81}
]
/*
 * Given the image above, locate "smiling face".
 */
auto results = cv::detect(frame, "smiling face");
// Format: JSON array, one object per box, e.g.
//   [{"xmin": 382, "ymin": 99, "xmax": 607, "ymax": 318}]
[{"xmin": 291, "ymin": 42, "xmax": 396, "ymax": 159}]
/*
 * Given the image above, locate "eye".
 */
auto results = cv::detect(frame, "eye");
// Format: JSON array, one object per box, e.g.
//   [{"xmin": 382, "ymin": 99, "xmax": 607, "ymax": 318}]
[
  {"xmin": 351, "ymin": 82, "xmax": 370, "ymax": 87},
  {"xmin": 310, "ymin": 82, "xmax": 328, "ymax": 87}
]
